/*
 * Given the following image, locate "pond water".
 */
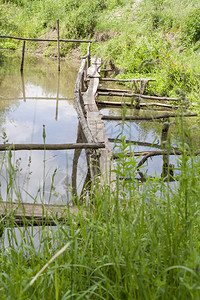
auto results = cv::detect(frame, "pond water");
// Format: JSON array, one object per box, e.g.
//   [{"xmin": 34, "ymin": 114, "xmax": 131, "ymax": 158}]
[
  {"xmin": 1, "ymin": 51, "xmax": 199, "ymax": 249},
  {"xmin": 0, "ymin": 52, "xmax": 87, "ymax": 205},
  {"xmin": 0, "ymin": 52, "xmax": 199, "ymax": 206}
]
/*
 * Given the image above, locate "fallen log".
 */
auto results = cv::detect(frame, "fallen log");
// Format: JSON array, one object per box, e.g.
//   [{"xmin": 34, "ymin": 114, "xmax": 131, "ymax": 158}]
[{"xmin": 102, "ymin": 113, "xmax": 197, "ymax": 121}]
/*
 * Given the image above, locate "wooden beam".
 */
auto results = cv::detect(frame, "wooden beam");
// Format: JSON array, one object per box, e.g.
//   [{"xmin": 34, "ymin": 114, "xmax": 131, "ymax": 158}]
[
  {"xmin": 0, "ymin": 202, "xmax": 81, "ymax": 226},
  {"xmin": 102, "ymin": 113, "xmax": 197, "ymax": 121},
  {"xmin": 0, "ymin": 35, "xmax": 92, "ymax": 43},
  {"xmin": 96, "ymin": 100, "xmax": 178, "ymax": 109},
  {"xmin": 99, "ymin": 78, "xmax": 156, "ymax": 82},
  {"xmin": 0, "ymin": 143, "xmax": 105, "ymax": 151},
  {"xmin": 97, "ymin": 91, "xmax": 180, "ymax": 102}
]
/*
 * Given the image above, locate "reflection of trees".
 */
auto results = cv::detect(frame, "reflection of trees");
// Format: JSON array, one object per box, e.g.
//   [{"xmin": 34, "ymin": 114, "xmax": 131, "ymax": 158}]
[{"xmin": 0, "ymin": 52, "xmax": 80, "ymax": 100}]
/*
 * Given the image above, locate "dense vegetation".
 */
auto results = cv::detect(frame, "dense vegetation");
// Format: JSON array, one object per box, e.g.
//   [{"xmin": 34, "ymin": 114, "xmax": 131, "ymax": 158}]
[
  {"xmin": 0, "ymin": 0, "xmax": 200, "ymax": 104},
  {"xmin": 1, "ymin": 0, "xmax": 200, "ymax": 298}
]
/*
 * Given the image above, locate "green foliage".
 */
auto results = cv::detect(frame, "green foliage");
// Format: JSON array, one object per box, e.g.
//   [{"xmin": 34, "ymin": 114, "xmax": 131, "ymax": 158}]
[
  {"xmin": 183, "ymin": 8, "xmax": 200, "ymax": 45},
  {"xmin": 1, "ymin": 120, "xmax": 200, "ymax": 298}
]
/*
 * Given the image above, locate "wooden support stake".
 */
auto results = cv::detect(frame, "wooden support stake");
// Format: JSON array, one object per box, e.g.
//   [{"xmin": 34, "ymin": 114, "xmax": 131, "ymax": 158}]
[
  {"xmin": 57, "ymin": 19, "xmax": 60, "ymax": 72},
  {"xmin": 20, "ymin": 40, "xmax": 26, "ymax": 72}
]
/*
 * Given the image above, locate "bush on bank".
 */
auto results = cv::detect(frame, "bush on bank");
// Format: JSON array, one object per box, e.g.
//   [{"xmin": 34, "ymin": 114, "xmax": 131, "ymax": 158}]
[{"xmin": 0, "ymin": 0, "xmax": 200, "ymax": 104}]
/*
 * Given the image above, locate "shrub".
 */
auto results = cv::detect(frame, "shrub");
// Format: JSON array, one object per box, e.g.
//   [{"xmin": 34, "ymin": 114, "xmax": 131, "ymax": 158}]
[{"xmin": 183, "ymin": 8, "xmax": 200, "ymax": 45}]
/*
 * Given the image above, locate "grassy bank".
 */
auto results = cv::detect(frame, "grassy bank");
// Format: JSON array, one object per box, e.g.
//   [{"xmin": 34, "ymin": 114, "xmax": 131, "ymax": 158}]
[
  {"xmin": 1, "ymin": 1, "xmax": 200, "ymax": 299},
  {"xmin": 1, "ymin": 123, "xmax": 200, "ymax": 298},
  {"xmin": 0, "ymin": 0, "xmax": 200, "ymax": 106}
]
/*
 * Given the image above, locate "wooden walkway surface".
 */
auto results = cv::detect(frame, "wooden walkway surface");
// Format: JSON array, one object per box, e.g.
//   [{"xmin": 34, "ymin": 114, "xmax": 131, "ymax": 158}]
[
  {"xmin": 0, "ymin": 202, "xmax": 79, "ymax": 226},
  {"xmin": 74, "ymin": 56, "xmax": 116, "ymax": 185}
]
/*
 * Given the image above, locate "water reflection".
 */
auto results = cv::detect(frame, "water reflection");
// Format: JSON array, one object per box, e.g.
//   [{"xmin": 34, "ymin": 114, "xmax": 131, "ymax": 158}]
[
  {"xmin": 0, "ymin": 53, "xmax": 87, "ymax": 203},
  {"xmin": 100, "ymin": 107, "xmax": 180, "ymax": 181}
]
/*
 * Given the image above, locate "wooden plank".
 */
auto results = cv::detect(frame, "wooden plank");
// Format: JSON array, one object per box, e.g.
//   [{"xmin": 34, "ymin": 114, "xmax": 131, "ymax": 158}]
[
  {"xmin": 99, "ymin": 78, "xmax": 156, "ymax": 82},
  {"xmin": 97, "ymin": 91, "xmax": 180, "ymax": 102},
  {"xmin": 81, "ymin": 58, "xmax": 116, "ymax": 184},
  {"xmin": 96, "ymin": 100, "xmax": 178, "ymax": 109},
  {"xmin": 74, "ymin": 59, "xmax": 95, "ymax": 144},
  {"xmin": 0, "ymin": 202, "xmax": 81, "ymax": 226},
  {"xmin": 0, "ymin": 143, "xmax": 105, "ymax": 151}
]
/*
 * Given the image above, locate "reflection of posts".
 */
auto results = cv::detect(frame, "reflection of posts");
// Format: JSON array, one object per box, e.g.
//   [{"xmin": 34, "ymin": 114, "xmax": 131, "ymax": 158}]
[
  {"xmin": 21, "ymin": 72, "xmax": 26, "ymax": 102},
  {"xmin": 55, "ymin": 72, "xmax": 60, "ymax": 120},
  {"xmin": 20, "ymin": 40, "xmax": 26, "ymax": 72},
  {"xmin": 72, "ymin": 123, "xmax": 85, "ymax": 201},
  {"xmin": 161, "ymin": 119, "xmax": 170, "ymax": 178}
]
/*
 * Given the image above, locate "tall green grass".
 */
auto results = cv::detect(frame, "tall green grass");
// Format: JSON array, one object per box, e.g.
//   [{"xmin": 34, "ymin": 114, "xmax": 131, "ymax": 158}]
[{"xmin": 0, "ymin": 118, "xmax": 200, "ymax": 299}]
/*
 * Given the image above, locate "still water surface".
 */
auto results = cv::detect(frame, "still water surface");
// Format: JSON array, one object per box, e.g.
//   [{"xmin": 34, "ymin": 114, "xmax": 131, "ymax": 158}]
[
  {"xmin": 0, "ymin": 52, "xmax": 197, "ymax": 206},
  {"xmin": 0, "ymin": 53, "xmax": 87, "ymax": 204},
  {"xmin": 1, "ymin": 52, "xmax": 198, "ymax": 248}
]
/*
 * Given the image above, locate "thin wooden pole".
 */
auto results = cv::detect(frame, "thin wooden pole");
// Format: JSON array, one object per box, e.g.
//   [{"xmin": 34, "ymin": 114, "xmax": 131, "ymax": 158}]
[
  {"xmin": 99, "ymin": 78, "xmax": 156, "ymax": 82},
  {"xmin": 102, "ymin": 113, "xmax": 197, "ymax": 121},
  {"xmin": 97, "ymin": 91, "xmax": 180, "ymax": 102},
  {"xmin": 0, "ymin": 143, "xmax": 105, "ymax": 151},
  {"xmin": 20, "ymin": 40, "xmax": 26, "ymax": 72},
  {"xmin": 0, "ymin": 35, "xmax": 92, "ymax": 43},
  {"xmin": 57, "ymin": 19, "xmax": 60, "ymax": 72}
]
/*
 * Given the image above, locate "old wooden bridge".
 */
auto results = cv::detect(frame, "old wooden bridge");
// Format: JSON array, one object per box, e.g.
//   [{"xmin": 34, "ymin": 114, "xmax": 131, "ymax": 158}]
[{"xmin": 0, "ymin": 31, "xmax": 198, "ymax": 227}]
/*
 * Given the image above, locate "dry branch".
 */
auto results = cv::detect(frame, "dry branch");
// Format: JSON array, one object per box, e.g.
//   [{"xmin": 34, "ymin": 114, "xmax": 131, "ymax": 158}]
[{"xmin": 136, "ymin": 150, "xmax": 200, "ymax": 168}]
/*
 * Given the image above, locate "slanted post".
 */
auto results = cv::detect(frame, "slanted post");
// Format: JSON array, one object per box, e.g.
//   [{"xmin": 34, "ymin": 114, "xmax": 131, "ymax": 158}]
[
  {"xmin": 20, "ymin": 40, "xmax": 26, "ymax": 72},
  {"xmin": 57, "ymin": 19, "xmax": 60, "ymax": 72}
]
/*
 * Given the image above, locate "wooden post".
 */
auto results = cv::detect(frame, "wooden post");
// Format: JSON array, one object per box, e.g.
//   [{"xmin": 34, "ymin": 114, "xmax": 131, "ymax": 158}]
[
  {"xmin": 20, "ymin": 40, "xmax": 26, "ymax": 72},
  {"xmin": 161, "ymin": 119, "xmax": 170, "ymax": 178},
  {"xmin": 57, "ymin": 19, "xmax": 60, "ymax": 72}
]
